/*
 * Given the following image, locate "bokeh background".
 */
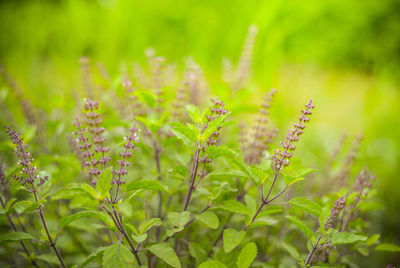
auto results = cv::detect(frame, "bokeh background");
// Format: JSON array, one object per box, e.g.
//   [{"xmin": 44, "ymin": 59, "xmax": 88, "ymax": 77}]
[{"xmin": 0, "ymin": 0, "xmax": 399, "ymax": 266}]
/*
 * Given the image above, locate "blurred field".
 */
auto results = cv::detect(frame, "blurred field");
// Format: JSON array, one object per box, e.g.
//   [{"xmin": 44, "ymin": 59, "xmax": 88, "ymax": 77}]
[{"xmin": 0, "ymin": 0, "xmax": 399, "ymax": 266}]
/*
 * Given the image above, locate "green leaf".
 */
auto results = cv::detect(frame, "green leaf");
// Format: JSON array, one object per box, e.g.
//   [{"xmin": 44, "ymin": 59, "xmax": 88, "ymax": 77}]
[
  {"xmin": 52, "ymin": 186, "xmax": 88, "ymax": 200},
  {"xmin": 195, "ymin": 212, "xmax": 219, "ymax": 229},
  {"xmin": 206, "ymin": 146, "xmax": 239, "ymax": 159},
  {"xmin": 288, "ymin": 197, "xmax": 322, "ymax": 217},
  {"xmin": 103, "ymin": 243, "xmax": 135, "ymax": 268},
  {"xmin": 36, "ymin": 254, "xmax": 59, "ymax": 265},
  {"xmin": 169, "ymin": 122, "xmax": 197, "ymax": 149},
  {"xmin": 59, "ymin": 210, "xmax": 111, "ymax": 227},
  {"xmin": 0, "ymin": 232, "xmax": 34, "ymax": 243},
  {"xmin": 285, "ymin": 215, "xmax": 314, "ymax": 239},
  {"xmin": 14, "ymin": 200, "xmax": 35, "ymax": 214},
  {"xmin": 186, "ymin": 104, "xmax": 204, "ymax": 124},
  {"xmin": 366, "ymin": 234, "xmax": 380, "ymax": 246},
  {"xmin": 284, "ymin": 175, "xmax": 305, "ymax": 187},
  {"xmin": 199, "ymin": 260, "xmax": 227, "ymax": 268},
  {"xmin": 223, "ymin": 228, "xmax": 246, "ymax": 253},
  {"xmin": 138, "ymin": 90, "xmax": 156, "ymax": 108},
  {"xmin": 280, "ymin": 242, "xmax": 300, "ymax": 260},
  {"xmin": 126, "ymin": 179, "xmax": 168, "ymax": 192},
  {"xmin": 291, "ymin": 168, "xmax": 316, "ymax": 178},
  {"xmin": 96, "ymin": 167, "xmax": 113, "ymax": 199},
  {"xmin": 80, "ymin": 246, "xmax": 108, "ymax": 268},
  {"xmin": 147, "ymin": 243, "xmax": 181, "ymax": 268},
  {"xmin": 0, "ymin": 207, "xmax": 5, "ymax": 214},
  {"xmin": 232, "ymin": 159, "xmax": 260, "ymax": 185},
  {"xmin": 236, "ymin": 242, "xmax": 257, "ymax": 268},
  {"xmin": 167, "ymin": 211, "xmax": 191, "ymax": 233},
  {"xmin": 139, "ymin": 218, "xmax": 162, "ymax": 234},
  {"xmin": 215, "ymin": 200, "xmax": 251, "ymax": 215},
  {"xmin": 131, "ymin": 233, "xmax": 148, "ymax": 243},
  {"xmin": 375, "ymin": 243, "xmax": 400, "ymax": 252},
  {"xmin": 329, "ymin": 231, "xmax": 367, "ymax": 245},
  {"xmin": 201, "ymin": 113, "xmax": 230, "ymax": 142}
]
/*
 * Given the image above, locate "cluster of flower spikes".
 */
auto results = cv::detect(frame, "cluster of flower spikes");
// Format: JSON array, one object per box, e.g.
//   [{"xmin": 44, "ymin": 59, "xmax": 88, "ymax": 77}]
[
  {"xmin": 324, "ymin": 196, "xmax": 346, "ymax": 230},
  {"xmin": 198, "ymin": 97, "xmax": 228, "ymax": 179},
  {"xmin": 205, "ymin": 97, "xmax": 228, "ymax": 147},
  {"xmin": 353, "ymin": 167, "xmax": 375, "ymax": 195},
  {"xmin": 112, "ymin": 124, "xmax": 140, "ymax": 185},
  {"xmin": 72, "ymin": 99, "xmax": 110, "ymax": 184},
  {"xmin": 4, "ymin": 126, "xmax": 48, "ymax": 189},
  {"xmin": 245, "ymin": 88, "xmax": 278, "ymax": 165},
  {"xmin": 271, "ymin": 99, "xmax": 314, "ymax": 170},
  {"xmin": 84, "ymin": 100, "xmax": 111, "ymax": 168}
]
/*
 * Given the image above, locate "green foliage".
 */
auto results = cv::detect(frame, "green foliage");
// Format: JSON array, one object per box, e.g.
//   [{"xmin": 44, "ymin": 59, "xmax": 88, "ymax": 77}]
[
  {"xmin": 147, "ymin": 243, "xmax": 181, "ymax": 268},
  {"xmin": 236, "ymin": 242, "xmax": 257, "ymax": 268}
]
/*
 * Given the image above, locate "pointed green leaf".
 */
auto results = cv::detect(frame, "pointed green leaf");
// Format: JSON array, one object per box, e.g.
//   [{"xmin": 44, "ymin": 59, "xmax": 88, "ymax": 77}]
[
  {"xmin": 236, "ymin": 242, "xmax": 257, "ymax": 268},
  {"xmin": 80, "ymin": 246, "xmax": 108, "ymax": 268},
  {"xmin": 195, "ymin": 212, "xmax": 219, "ymax": 229},
  {"xmin": 215, "ymin": 200, "xmax": 251, "ymax": 215},
  {"xmin": 186, "ymin": 104, "xmax": 204, "ymax": 124},
  {"xmin": 329, "ymin": 231, "xmax": 367, "ymax": 245},
  {"xmin": 285, "ymin": 215, "xmax": 314, "ymax": 239},
  {"xmin": 103, "ymin": 243, "xmax": 135, "ymax": 268},
  {"xmin": 223, "ymin": 228, "xmax": 246, "ymax": 253},
  {"xmin": 126, "ymin": 179, "xmax": 168, "ymax": 192},
  {"xmin": 147, "ymin": 243, "xmax": 181, "ymax": 268},
  {"xmin": 288, "ymin": 197, "xmax": 322, "ymax": 216},
  {"xmin": 14, "ymin": 200, "xmax": 35, "ymax": 214},
  {"xmin": 59, "ymin": 210, "xmax": 111, "ymax": 227},
  {"xmin": 201, "ymin": 113, "xmax": 230, "ymax": 142},
  {"xmin": 291, "ymin": 168, "xmax": 316, "ymax": 178},
  {"xmin": 375, "ymin": 243, "xmax": 400, "ymax": 252},
  {"xmin": 0, "ymin": 232, "xmax": 34, "ymax": 243},
  {"xmin": 139, "ymin": 218, "xmax": 162, "ymax": 234},
  {"xmin": 96, "ymin": 167, "xmax": 113, "ymax": 198},
  {"xmin": 169, "ymin": 122, "xmax": 197, "ymax": 149}
]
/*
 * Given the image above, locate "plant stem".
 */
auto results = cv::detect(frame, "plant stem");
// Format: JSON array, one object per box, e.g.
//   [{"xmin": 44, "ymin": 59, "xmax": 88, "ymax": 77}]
[
  {"xmin": 33, "ymin": 192, "xmax": 66, "ymax": 268},
  {"xmin": 305, "ymin": 235, "xmax": 322, "ymax": 266},
  {"xmin": 153, "ymin": 138, "xmax": 163, "ymax": 241},
  {"xmin": 183, "ymin": 148, "xmax": 201, "ymax": 211},
  {"xmin": 104, "ymin": 205, "xmax": 142, "ymax": 266},
  {"xmin": 0, "ymin": 195, "xmax": 39, "ymax": 268}
]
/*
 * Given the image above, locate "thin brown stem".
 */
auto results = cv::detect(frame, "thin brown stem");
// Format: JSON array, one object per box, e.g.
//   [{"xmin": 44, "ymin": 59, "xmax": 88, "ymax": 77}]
[
  {"xmin": 305, "ymin": 235, "xmax": 322, "ymax": 266},
  {"xmin": 32, "ymin": 192, "xmax": 66, "ymax": 268},
  {"xmin": 0, "ymin": 195, "xmax": 39, "ymax": 268},
  {"xmin": 183, "ymin": 148, "xmax": 201, "ymax": 211}
]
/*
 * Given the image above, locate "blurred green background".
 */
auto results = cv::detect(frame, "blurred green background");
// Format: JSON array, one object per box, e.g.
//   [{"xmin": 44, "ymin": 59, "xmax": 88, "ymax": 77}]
[{"xmin": 0, "ymin": 0, "xmax": 399, "ymax": 266}]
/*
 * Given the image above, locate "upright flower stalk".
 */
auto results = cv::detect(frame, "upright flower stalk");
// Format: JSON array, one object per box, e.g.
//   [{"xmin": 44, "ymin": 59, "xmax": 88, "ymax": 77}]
[
  {"xmin": 73, "ymin": 100, "xmax": 142, "ymax": 265},
  {"xmin": 247, "ymin": 99, "xmax": 314, "ymax": 227},
  {"xmin": 183, "ymin": 97, "xmax": 228, "ymax": 211},
  {"xmin": 305, "ymin": 196, "xmax": 346, "ymax": 266},
  {"xmin": 4, "ymin": 126, "xmax": 66, "ymax": 268}
]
